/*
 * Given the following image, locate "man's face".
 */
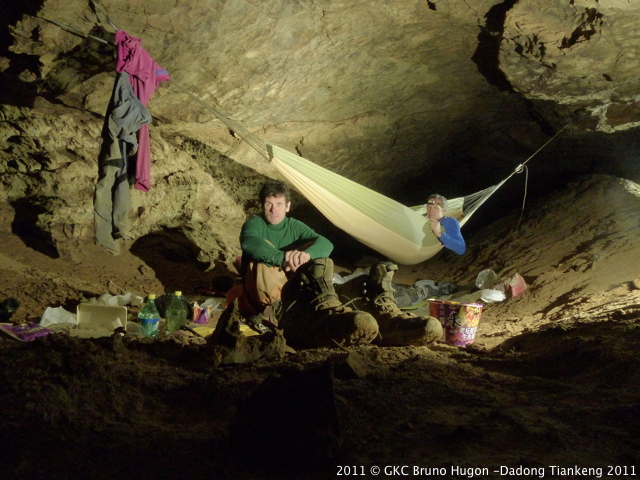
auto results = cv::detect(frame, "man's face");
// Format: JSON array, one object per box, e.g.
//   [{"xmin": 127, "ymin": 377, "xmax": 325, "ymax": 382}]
[
  {"xmin": 262, "ymin": 194, "xmax": 290, "ymax": 225},
  {"xmin": 426, "ymin": 198, "xmax": 445, "ymax": 221}
]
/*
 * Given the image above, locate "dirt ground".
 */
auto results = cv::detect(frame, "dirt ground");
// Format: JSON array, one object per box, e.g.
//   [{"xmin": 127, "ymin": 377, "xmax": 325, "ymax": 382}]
[{"xmin": 1, "ymin": 174, "xmax": 639, "ymax": 480}]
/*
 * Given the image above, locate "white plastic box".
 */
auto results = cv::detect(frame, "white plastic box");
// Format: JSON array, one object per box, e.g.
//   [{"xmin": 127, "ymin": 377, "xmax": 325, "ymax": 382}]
[{"xmin": 71, "ymin": 304, "xmax": 128, "ymax": 338}]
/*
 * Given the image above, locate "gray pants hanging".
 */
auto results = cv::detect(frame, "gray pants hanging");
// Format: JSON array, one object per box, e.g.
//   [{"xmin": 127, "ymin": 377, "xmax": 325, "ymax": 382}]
[{"xmin": 94, "ymin": 71, "xmax": 151, "ymax": 254}]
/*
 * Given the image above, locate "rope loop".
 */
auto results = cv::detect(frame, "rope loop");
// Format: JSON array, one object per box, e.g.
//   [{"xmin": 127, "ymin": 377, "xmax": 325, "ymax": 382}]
[{"xmin": 515, "ymin": 165, "xmax": 529, "ymax": 231}]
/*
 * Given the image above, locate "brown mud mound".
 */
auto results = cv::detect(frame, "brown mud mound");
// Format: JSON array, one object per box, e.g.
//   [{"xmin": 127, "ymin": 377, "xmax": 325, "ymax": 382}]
[
  {"xmin": 0, "ymin": 322, "xmax": 638, "ymax": 479},
  {"xmin": 0, "ymin": 174, "xmax": 639, "ymax": 479}
]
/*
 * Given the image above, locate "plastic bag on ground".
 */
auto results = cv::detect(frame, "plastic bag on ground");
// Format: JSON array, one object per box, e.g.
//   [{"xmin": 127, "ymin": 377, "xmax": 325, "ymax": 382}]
[
  {"xmin": 414, "ymin": 279, "xmax": 438, "ymax": 291},
  {"xmin": 83, "ymin": 292, "xmax": 143, "ymax": 308},
  {"xmin": 479, "ymin": 289, "xmax": 506, "ymax": 303},
  {"xmin": 39, "ymin": 306, "xmax": 78, "ymax": 328},
  {"xmin": 476, "ymin": 269, "xmax": 499, "ymax": 289},
  {"xmin": 192, "ymin": 298, "xmax": 223, "ymax": 324}
]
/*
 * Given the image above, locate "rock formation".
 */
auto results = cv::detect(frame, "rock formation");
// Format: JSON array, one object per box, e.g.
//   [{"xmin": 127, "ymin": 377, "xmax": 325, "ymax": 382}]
[{"xmin": 1, "ymin": 0, "xmax": 639, "ymax": 263}]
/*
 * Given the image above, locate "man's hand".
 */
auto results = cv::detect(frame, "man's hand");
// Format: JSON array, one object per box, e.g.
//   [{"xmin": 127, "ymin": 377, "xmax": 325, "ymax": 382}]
[
  {"xmin": 429, "ymin": 219, "xmax": 442, "ymax": 238},
  {"xmin": 284, "ymin": 250, "xmax": 311, "ymax": 272}
]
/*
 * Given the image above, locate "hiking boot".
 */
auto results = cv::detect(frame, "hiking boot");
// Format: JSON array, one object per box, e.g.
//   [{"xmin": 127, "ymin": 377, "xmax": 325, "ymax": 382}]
[
  {"xmin": 279, "ymin": 257, "xmax": 379, "ymax": 349},
  {"xmin": 361, "ymin": 262, "xmax": 443, "ymax": 346}
]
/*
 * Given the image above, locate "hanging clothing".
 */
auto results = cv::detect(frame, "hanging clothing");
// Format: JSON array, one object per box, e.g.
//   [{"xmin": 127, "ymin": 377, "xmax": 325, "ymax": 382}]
[
  {"xmin": 115, "ymin": 30, "xmax": 170, "ymax": 192},
  {"xmin": 94, "ymin": 71, "xmax": 152, "ymax": 254}
]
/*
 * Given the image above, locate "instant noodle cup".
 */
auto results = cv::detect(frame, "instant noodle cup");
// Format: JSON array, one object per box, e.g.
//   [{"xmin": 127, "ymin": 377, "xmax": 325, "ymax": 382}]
[{"xmin": 427, "ymin": 300, "xmax": 483, "ymax": 347}]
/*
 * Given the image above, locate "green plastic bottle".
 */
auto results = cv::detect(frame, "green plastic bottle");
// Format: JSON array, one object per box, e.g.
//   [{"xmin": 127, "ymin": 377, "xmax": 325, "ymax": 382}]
[
  {"xmin": 138, "ymin": 294, "xmax": 160, "ymax": 337},
  {"xmin": 165, "ymin": 291, "xmax": 188, "ymax": 334}
]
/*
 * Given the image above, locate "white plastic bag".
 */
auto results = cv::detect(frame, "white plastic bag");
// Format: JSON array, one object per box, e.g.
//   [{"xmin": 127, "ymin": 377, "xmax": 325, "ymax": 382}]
[
  {"xmin": 479, "ymin": 289, "xmax": 506, "ymax": 303},
  {"xmin": 39, "ymin": 306, "xmax": 78, "ymax": 328},
  {"xmin": 83, "ymin": 292, "xmax": 143, "ymax": 307},
  {"xmin": 476, "ymin": 269, "xmax": 499, "ymax": 289}
]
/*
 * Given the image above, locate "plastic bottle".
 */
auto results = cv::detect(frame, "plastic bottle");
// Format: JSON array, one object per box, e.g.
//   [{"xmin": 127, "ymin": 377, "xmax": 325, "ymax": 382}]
[
  {"xmin": 138, "ymin": 294, "xmax": 161, "ymax": 337},
  {"xmin": 165, "ymin": 291, "xmax": 188, "ymax": 334}
]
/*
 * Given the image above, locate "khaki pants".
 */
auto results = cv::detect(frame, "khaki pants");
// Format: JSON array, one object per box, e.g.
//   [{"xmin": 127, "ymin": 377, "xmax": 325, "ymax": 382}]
[
  {"xmin": 232, "ymin": 241, "xmax": 314, "ymax": 317},
  {"xmin": 236, "ymin": 262, "xmax": 288, "ymax": 317}
]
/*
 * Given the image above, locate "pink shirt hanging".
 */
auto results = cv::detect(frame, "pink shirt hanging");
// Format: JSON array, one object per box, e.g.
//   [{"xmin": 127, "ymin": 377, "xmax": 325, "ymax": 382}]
[{"xmin": 115, "ymin": 30, "xmax": 170, "ymax": 192}]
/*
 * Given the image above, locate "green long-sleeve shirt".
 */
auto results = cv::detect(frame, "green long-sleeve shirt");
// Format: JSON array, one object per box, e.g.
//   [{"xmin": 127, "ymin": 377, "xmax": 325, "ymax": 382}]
[{"xmin": 240, "ymin": 215, "xmax": 333, "ymax": 272}]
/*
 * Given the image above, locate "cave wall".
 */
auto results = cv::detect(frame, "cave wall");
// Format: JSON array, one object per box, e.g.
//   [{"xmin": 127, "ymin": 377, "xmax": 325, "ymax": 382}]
[{"xmin": 1, "ymin": 0, "xmax": 639, "ymax": 264}]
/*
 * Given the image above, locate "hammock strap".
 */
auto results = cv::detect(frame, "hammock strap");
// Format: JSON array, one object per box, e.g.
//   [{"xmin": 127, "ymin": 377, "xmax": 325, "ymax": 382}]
[
  {"xmin": 39, "ymin": 17, "xmax": 110, "ymax": 44},
  {"xmin": 520, "ymin": 125, "xmax": 570, "ymax": 169},
  {"xmin": 170, "ymin": 82, "xmax": 269, "ymax": 160},
  {"xmin": 89, "ymin": 0, "xmax": 118, "ymax": 32},
  {"xmin": 458, "ymin": 125, "xmax": 570, "ymax": 224}
]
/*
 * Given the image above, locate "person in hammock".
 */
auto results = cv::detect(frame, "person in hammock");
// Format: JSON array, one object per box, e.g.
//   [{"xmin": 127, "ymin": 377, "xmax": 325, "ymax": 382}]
[
  {"xmin": 391, "ymin": 193, "xmax": 466, "ymax": 308},
  {"xmin": 425, "ymin": 193, "xmax": 466, "ymax": 255}
]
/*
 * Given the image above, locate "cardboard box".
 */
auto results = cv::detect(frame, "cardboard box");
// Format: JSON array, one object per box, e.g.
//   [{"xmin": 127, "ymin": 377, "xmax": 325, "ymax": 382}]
[{"xmin": 427, "ymin": 300, "xmax": 483, "ymax": 347}]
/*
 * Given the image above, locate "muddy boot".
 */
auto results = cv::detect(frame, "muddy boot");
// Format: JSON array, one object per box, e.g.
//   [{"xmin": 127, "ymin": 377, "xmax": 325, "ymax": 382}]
[
  {"xmin": 362, "ymin": 262, "xmax": 443, "ymax": 346},
  {"xmin": 279, "ymin": 257, "xmax": 379, "ymax": 349}
]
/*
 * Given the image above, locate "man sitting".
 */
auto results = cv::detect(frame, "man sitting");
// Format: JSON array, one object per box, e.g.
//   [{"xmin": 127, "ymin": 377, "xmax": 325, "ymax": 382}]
[
  {"xmin": 237, "ymin": 180, "xmax": 333, "ymax": 318},
  {"xmin": 235, "ymin": 180, "xmax": 443, "ymax": 348},
  {"xmin": 236, "ymin": 180, "xmax": 378, "ymax": 347}
]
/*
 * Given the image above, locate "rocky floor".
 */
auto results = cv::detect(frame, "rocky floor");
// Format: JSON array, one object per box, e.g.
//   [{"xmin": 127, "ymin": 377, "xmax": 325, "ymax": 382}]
[{"xmin": 0, "ymin": 174, "xmax": 639, "ymax": 479}]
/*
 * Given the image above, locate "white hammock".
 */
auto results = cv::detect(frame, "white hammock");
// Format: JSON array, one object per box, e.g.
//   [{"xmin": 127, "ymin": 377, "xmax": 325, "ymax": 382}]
[
  {"xmin": 268, "ymin": 143, "xmax": 504, "ymax": 264},
  {"xmin": 172, "ymin": 84, "xmax": 563, "ymax": 265}
]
